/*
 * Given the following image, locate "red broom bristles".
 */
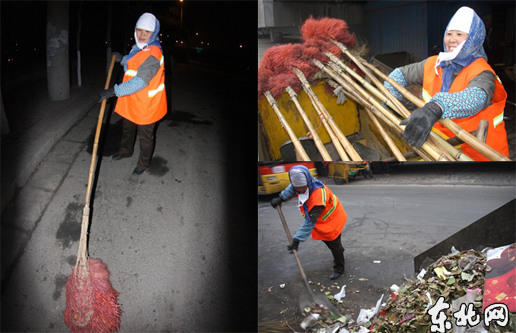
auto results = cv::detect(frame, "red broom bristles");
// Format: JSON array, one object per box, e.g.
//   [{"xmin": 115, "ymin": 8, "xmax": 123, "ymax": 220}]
[
  {"xmin": 258, "ymin": 17, "xmax": 357, "ymax": 99},
  {"xmin": 64, "ymin": 258, "xmax": 121, "ymax": 333},
  {"xmin": 300, "ymin": 16, "xmax": 356, "ymax": 48}
]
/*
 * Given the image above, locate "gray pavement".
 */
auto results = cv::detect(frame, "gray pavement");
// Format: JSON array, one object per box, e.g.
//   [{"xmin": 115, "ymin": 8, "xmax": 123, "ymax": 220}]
[
  {"xmin": 1, "ymin": 60, "xmax": 256, "ymax": 332},
  {"xmin": 257, "ymin": 178, "xmax": 516, "ymax": 323}
]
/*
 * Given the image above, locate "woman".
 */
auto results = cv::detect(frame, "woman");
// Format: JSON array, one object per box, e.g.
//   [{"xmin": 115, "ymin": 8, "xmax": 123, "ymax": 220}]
[
  {"xmin": 99, "ymin": 12, "xmax": 167, "ymax": 175},
  {"xmin": 385, "ymin": 6, "xmax": 509, "ymax": 161},
  {"xmin": 271, "ymin": 165, "xmax": 347, "ymax": 280}
]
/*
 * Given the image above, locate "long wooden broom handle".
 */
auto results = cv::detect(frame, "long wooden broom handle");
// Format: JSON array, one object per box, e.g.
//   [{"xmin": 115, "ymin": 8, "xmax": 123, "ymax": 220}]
[
  {"xmin": 314, "ymin": 60, "xmax": 406, "ymax": 161},
  {"xmin": 285, "ymin": 86, "xmax": 333, "ymax": 161},
  {"xmin": 291, "ymin": 69, "xmax": 349, "ymax": 161},
  {"xmin": 293, "ymin": 67, "xmax": 363, "ymax": 161},
  {"xmin": 276, "ymin": 206, "xmax": 317, "ymax": 302},
  {"xmin": 327, "ymin": 56, "xmax": 462, "ymax": 161},
  {"xmin": 77, "ymin": 54, "xmax": 117, "ymax": 267},
  {"xmin": 264, "ymin": 91, "xmax": 311, "ymax": 161},
  {"xmin": 323, "ymin": 59, "xmax": 450, "ymax": 161},
  {"xmin": 330, "ymin": 42, "xmax": 459, "ymax": 161},
  {"xmin": 361, "ymin": 61, "xmax": 511, "ymax": 161}
]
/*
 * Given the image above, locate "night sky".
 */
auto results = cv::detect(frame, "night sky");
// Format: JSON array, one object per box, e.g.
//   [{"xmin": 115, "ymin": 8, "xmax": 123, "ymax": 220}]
[{"xmin": 1, "ymin": 1, "xmax": 257, "ymax": 79}]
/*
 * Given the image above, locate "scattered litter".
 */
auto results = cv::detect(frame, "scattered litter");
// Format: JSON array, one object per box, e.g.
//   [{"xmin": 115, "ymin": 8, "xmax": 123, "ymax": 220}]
[
  {"xmin": 333, "ymin": 285, "xmax": 346, "ymax": 302},
  {"xmin": 372, "ymin": 248, "xmax": 492, "ymax": 331},
  {"xmin": 279, "ymin": 283, "xmax": 285, "ymax": 289},
  {"xmin": 300, "ymin": 313, "xmax": 320, "ymax": 330},
  {"xmin": 424, "ymin": 291, "xmax": 433, "ymax": 309},
  {"xmin": 357, "ymin": 326, "xmax": 370, "ymax": 333},
  {"xmin": 317, "ymin": 322, "xmax": 342, "ymax": 333},
  {"xmin": 458, "ymin": 254, "xmax": 477, "ymax": 271},
  {"xmin": 356, "ymin": 294, "xmax": 383, "ymax": 325},
  {"xmin": 267, "ymin": 286, "xmax": 273, "ymax": 292},
  {"xmin": 373, "ymin": 260, "xmax": 381, "ymax": 264},
  {"xmin": 461, "ymin": 271, "xmax": 474, "ymax": 282},
  {"xmin": 433, "ymin": 266, "xmax": 449, "ymax": 280},
  {"xmin": 358, "ymin": 278, "xmax": 368, "ymax": 282},
  {"xmin": 390, "ymin": 284, "xmax": 399, "ymax": 292},
  {"xmin": 398, "ymin": 313, "xmax": 414, "ymax": 324},
  {"xmin": 416, "ymin": 268, "xmax": 427, "ymax": 280}
]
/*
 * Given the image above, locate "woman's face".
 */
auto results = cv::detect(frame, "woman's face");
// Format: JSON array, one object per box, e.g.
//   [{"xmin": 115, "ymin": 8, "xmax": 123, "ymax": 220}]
[
  {"xmin": 293, "ymin": 185, "xmax": 308, "ymax": 194},
  {"xmin": 444, "ymin": 30, "xmax": 469, "ymax": 52},
  {"xmin": 136, "ymin": 28, "xmax": 153, "ymax": 44}
]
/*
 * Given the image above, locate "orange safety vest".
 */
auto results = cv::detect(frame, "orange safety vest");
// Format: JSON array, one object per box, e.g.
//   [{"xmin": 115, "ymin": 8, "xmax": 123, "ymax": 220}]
[
  {"xmin": 298, "ymin": 185, "xmax": 347, "ymax": 241},
  {"xmin": 115, "ymin": 45, "xmax": 167, "ymax": 125},
  {"xmin": 422, "ymin": 56, "xmax": 509, "ymax": 161}
]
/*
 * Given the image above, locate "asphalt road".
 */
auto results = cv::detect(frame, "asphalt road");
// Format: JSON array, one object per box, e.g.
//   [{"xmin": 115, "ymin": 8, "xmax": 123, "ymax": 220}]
[
  {"xmin": 257, "ymin": 182, "xmax": 516, "ymax": 323},
  {"xmin": 1, "ymin": 62, "xmax": 256, "ymax": 332}
]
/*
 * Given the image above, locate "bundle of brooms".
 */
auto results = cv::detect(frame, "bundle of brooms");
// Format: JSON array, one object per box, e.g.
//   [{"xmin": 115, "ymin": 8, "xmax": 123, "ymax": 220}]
[
  {"xmin": 64, "ymin": 55, "xmax": 122, "ymax": 332},
  {"xmin": 258, "ymin": 17, "xmax": 511, "ymax": 162}
]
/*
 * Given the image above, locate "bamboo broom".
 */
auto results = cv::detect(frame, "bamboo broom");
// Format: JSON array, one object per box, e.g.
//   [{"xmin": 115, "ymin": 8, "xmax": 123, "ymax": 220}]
[
  {"xmin": 324, "ymin": 60, "xmax": 450, "ymax": 161},
  {"xmin": 324, "ymin": 52, "xmax": 397, "ymax": 111},
  {"xmin": 329, "ymin": 41, "xmax": 460, "ymax": 161},
  {"xmin": 292, "ymin": 67, "xmax": 362, "ymax": 161},
  {"xmin": 264, "ymin": 91, "xmax": 311, "ymax": 161},
  {"xmin": 326, "ymin": 76, "xmax": 432, "ymax": 161},
  {"xmin": 325, "ymin": 78, "xmax": 407, "ymax": 161},
  {"xmin": 328, "ymin": 55, "xmax": 464, "ymax": 161},
  {"xmin": 361, "ymin": 60, "xmax": 511, "ymax": 161},
  {"xmin": 285, "ymin": 86, "xmax": 333, "ymax": 161},
  {"xmin": 290, "ymin": 69, "xmax": 350, "ymax": 161},
  {"xmin": 342, "ymin": 85, "xmax": 434, "ymax": 161},
  {"xmin": 65, "ymin": 54, "xmax": 121, "ymax": 332},
  {"xmin": 358, "ymin": 61, "xmax": 473, "ymax": 161}
]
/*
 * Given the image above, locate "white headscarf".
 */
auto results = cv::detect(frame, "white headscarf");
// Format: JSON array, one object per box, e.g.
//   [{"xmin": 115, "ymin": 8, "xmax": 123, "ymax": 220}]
[
  {"xmin": 134, "ymin": 13, "xmax": 157, "ymax": 50},
  {"xmin": 289, "ymin": 168, "xmax": 308, "ymax": 187}
]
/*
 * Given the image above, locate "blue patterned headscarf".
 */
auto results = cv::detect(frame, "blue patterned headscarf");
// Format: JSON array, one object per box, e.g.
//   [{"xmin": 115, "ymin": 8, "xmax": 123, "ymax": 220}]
[
  {"xmin": 288, "ymin": 165, "xmax": 324, "ymax": 215},
  {"xmin": 436, "ymin": 7, "xmax": 487, "ymax": 92}
]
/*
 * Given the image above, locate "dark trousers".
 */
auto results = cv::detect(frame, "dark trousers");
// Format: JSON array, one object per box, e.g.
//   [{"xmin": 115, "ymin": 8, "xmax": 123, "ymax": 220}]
[
  {"xmin": 119, "ymin": 118, "xmax": 157, "ymax": 170},
  {"xmin": 323, "ymin": 233, "xmax": 345, "ymax": 274}
]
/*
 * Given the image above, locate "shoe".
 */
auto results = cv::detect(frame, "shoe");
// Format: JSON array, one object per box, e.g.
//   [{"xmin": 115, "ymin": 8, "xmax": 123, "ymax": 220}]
[
  {"xmin": 330, "ymin": 272, "xmax": 342, "ymax": 280},
  {"xmin": 132, "ymin": 167, "xmax": 145, "ymax": 176},
  {"xmin": 112, "ymin": 153, "xmax": 127, "ymax": 161}
]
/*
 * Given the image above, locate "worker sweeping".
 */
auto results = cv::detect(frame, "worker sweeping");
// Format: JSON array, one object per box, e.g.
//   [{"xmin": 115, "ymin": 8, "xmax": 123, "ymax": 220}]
[
  {"xmin": 99, "ymin": 12, "xmax": 167, "ymax": 175},
  {"xmin": 384, "ymin": 6, "xmax": 509, "ymax": 161},
  {"xmin": 271, "ymin": 165, "xmax": 347, "ymax": 280}
]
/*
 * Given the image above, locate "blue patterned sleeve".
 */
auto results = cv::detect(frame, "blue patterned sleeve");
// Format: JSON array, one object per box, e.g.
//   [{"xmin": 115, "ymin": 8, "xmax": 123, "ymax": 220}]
[
  {"xmin": 279, "ymin": 185, "xmax": 296, "ymax": 201},
  {"xmin": 384, "ymin": 68, "xmax": 406, "ymax": 101},
  {"xmin": 430, "ymin": 87, "xmax": 487, "ymax": 119},
  {"xmin": 113, "ymin": 76, "xmax": 147, "ymax": 97},
  {"xmin": 293, "ymin": 215, "xmax": 315, "ymax": 242}
]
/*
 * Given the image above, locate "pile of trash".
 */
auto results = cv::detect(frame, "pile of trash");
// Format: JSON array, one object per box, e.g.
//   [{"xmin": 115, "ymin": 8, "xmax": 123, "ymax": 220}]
[
  {"xmin": 372, "ymin": 248, "xmax": 487, "ymax": 332},
  {"xmin": 297, "ymin": 246, "xmax": 515, "ymax": 332}
]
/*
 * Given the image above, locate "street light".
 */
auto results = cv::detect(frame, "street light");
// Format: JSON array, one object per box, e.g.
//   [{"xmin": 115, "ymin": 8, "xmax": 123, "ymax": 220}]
[{"xmin": 179, "ymin": 0, "xmax": 183, "ymax": 23}]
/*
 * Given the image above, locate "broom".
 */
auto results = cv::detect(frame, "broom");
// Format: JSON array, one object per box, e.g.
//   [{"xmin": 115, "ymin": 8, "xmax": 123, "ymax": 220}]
[{"xmin": 64, "ymin": 54, "xmax": 122, "ymax": 332}]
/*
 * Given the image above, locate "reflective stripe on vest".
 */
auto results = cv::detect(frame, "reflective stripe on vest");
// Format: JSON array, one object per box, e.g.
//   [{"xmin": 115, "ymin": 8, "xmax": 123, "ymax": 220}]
[
  {"xmin": 494, "ymin": 111, "xmax": 504, "ymax": 128},
  {"xmin": 125, "ymin": 69, "xmax": 137, "ymax": 78},
  {"xmin": 422, "ymin": 88, "xmax": 432, "ymax": 103},
  {"xmin": 148, "ymin": 83, "xmax": 165, "ymax": 98},
  {"xmin": 323, "ymin": 194, "xmax": 338, "ymax": 220}
]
